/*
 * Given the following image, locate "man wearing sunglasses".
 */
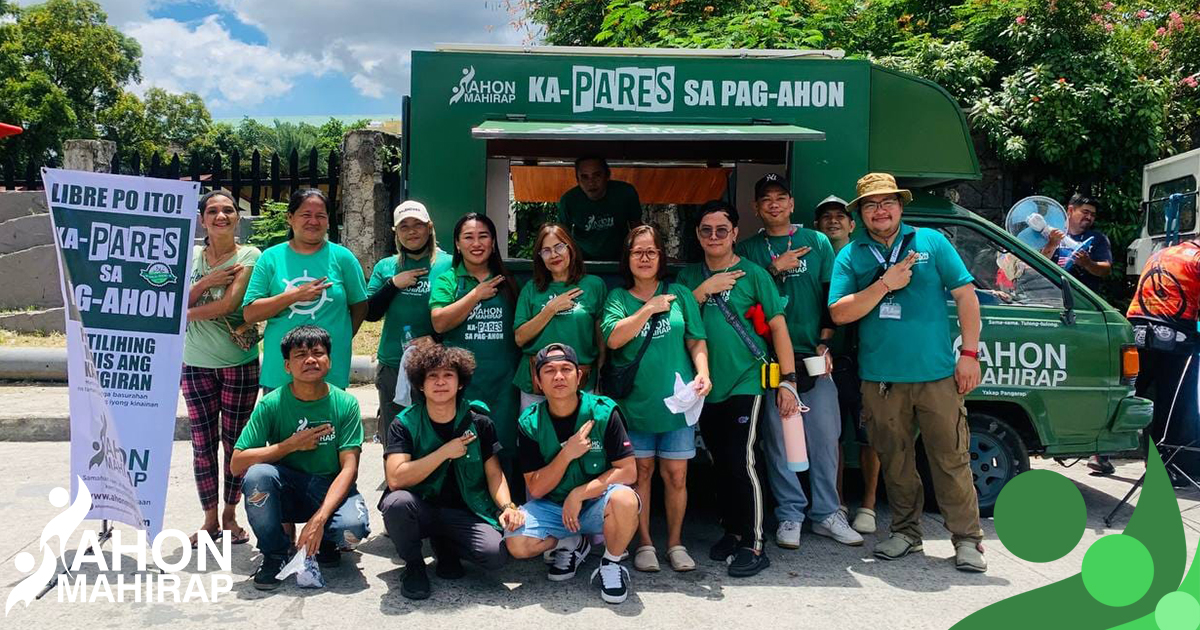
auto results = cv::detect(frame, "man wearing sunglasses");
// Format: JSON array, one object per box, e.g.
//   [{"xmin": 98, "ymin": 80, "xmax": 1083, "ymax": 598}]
[{"xmin": 828, "ymin": 173, "xmax": 986, "ymax": 573}]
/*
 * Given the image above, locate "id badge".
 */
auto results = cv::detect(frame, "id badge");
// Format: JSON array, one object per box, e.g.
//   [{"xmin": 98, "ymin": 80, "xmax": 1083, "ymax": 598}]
[{"xmin": 879, "ymin": 301, "xmax": 902, "ymax": 320}]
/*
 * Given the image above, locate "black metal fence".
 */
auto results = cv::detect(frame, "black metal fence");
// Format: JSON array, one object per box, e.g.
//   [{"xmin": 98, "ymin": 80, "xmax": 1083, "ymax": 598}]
[{"xmin": 3, "ymin": 147, "xmax": 345, "ymax": 241}]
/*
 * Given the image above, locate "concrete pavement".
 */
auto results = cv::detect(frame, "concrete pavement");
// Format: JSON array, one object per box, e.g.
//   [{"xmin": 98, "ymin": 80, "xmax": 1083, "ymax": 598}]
[{"xmin": 0, "ymin": 384, "xmax": 1197, "ymax": 628}]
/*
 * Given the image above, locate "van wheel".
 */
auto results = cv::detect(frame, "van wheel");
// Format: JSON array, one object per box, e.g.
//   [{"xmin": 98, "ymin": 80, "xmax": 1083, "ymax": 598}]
[{"xmin": 916, "ymin": 413, "xmax": 1030, "ymax": 518}]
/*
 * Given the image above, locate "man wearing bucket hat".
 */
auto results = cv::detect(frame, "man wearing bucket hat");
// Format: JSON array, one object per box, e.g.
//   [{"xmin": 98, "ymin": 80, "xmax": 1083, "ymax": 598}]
[
  {"xmin": 736, "ymin": 174, "xmax": 862, "ymax": 551},
  {"xmin": 365, "ymin": 200, "xmax": 451, "ymax": 441},
  {"xmin": 815, "ymin": 196, "xmax": 884, "ymax": 536},
  {"xmin": 828, "ymin": 173, "xmax": 986, "ymax": 573}
]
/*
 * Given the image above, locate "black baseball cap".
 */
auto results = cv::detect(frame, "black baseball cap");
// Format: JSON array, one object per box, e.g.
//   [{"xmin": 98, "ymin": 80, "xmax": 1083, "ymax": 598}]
[
  {"xmin": 755, "ymin": 173, "xmax": 791, "ymax": 199},
  {"xmin": 535, "ymin": 343, "xmax": 579, "ymax": 373}
]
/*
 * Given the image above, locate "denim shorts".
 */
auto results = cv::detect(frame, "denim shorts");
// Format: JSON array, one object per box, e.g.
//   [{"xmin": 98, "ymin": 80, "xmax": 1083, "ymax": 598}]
[
  {"xmin": 504, "ymin": 484, "xmax": 637, "ymax": 541},
  {"xmin": 627, "ymin": 425, "xmax": 696, "ymax": 460}
]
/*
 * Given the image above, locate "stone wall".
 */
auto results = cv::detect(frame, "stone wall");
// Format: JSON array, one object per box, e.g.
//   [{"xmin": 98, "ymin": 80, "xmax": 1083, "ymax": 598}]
[
  {"xmin": 340, "ymin": 129, "xmax": 402, "ymax": 273},
  {"xmin": 0, "ymin": 191, "xmax": 64, "ymax": 332}
]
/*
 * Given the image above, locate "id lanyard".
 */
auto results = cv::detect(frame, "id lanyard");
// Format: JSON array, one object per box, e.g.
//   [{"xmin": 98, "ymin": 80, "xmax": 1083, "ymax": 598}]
[{"xmin": 869, "ymin": 239, "xmax": 905, "ymax": 318}]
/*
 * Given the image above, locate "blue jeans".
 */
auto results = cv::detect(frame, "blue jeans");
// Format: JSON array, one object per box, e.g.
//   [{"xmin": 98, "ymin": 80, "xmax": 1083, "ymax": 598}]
[
  {"xmin": 242, "ymin": 462, "xmax": 371, "ymax": 559},
  {"xmin": 503, "ymin": 484, "xmax": 638, "ymax": 541},
  {"xmin": 761, "ymin": 375, "xmax": 842, "ymax": 524}
]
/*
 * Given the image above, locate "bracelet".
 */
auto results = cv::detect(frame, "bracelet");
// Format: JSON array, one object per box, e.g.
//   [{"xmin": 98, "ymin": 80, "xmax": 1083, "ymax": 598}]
[{"xmin": 960, "ymin": 349, "xmax": 979, "ymax": 360}]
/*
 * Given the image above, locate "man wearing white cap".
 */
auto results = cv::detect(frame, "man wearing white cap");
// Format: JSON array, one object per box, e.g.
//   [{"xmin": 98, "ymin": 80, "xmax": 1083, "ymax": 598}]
[
  {"xmin": 828, "ymin": 173, "xmax": 986, "ymax": 573},
  {"xmin": 365, "ymin": 201, "xmax": 452, "ymax": 441}
]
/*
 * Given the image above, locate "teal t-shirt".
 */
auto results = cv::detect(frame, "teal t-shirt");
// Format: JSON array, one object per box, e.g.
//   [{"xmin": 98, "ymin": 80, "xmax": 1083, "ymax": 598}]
[
  {"xmin": 184, "ymin": 244, "xmax": 262, "ymax": 368},
  {"xmin": 828, "ymin": 223, "xmax": 974, "ymax": 383},
  {"xmin": 736, "ymin": 226, "xmax": 834, "ymax": 355},
  {"xmin": 512, "ymin": 274, "xmax": 608, "ymax": 394},
  {"xmin": 429, "ymin": 265, "xmax": 519, "ymax": 449},
  {"xmin": 234, "ymin": 384, "xmax": 364, "ymax": 479},
  {"xmin": 601, "ymin": 283, "xmax": 706, "ymax": 434},
  {"xmin": 366, "ymin": 248, "xmax": 452, "ymax": 367},
  {"xmin": 557, "ymin": 180, "xmax": 642, "ymax": 261},
  {"xmin": 242, "ymin": 241, "xmax": 369, "ymax": 389},
  {"xmin": 677, "ymin": 259, "xmax": 784, "ymax": 403}
]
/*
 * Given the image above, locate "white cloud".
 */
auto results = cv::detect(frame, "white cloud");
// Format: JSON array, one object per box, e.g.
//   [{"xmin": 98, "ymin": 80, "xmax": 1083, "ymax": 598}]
[{"xmin": 124, "ymin": 16, "xmax": 323, "ymax": 108}]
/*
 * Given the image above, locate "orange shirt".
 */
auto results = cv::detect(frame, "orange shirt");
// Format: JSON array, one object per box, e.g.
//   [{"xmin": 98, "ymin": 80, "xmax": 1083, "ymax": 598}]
[{"xmin": 1127, "ymin": 241, "xmax": 1200, "ymax": 326}]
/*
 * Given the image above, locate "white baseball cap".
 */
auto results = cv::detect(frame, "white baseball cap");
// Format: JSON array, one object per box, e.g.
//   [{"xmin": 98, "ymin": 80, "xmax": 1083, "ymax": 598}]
[{"xmin": 393, "ymin": 200, "xmax": 431, "ymax": 226}]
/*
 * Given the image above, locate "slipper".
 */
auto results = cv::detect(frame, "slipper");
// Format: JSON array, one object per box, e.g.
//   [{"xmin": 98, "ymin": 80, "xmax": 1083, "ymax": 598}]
[
  {"xmin": 227, "ymin": 528, "xmax": 251, "ymax": 545},
  {"xmin": 634, "ymin": 545, "xmax": 660, "ymax": 572},
  {"xmin": 189, "ymin": 529, "xmax": 220, "ymax": 549},
  {"xmin": 852, "ymin": 508, "xmax": 877, "ymax": 535},
  {"xmin": 666, "ymin": 545, "xmax": 696, "ymax": 572}
]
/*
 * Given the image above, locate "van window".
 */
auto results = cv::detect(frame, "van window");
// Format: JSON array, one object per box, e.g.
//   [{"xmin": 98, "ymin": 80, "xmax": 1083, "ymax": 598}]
[
  {"xmin": 938, "ymin": 224, "xmax": 1064, "ymax": 309},
  {"xmin": 1147, "ymin": 175, "xmax": 1197, "ymax": 236}
]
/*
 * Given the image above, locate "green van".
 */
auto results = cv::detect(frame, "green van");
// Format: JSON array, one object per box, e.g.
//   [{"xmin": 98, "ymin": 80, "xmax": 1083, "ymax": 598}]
[{"xmin": 403, "ymin": 44, "xmax": 1152, "ymax": 515}]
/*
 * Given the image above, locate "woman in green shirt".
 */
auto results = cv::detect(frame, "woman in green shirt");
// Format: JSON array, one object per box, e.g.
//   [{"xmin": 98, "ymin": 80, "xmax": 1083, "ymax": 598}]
[
  {"xmin": 181, "ymin": 190, "xmax": 261, "ymax": 547},
  {"xmin": 429, "ymin": 214, "xmax": 520, "ymax": 464},
  {"xmin": 243, "ymin": 189, "xmax": 368, "ymax": 392},
  {"xmin": 602, "ymin": 225, "xmax": 711, "ymax": 573},
  {"xmin": 365, "ymin": 201, "xmax": 451, "ymax": 442},
  {"xmin": 513, "ymin": 223, "xmax": 607, "ymax": 411}
]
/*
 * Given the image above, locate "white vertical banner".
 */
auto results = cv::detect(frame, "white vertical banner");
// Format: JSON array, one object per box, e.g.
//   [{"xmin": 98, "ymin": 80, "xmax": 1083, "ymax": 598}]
[{"xmin": 43, "ymin": 168, "xmax": 199, "ymax": 538}]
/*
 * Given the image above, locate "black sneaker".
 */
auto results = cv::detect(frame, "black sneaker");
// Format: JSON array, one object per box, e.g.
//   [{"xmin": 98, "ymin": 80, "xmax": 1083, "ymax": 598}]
[
  {"xmin": 316, "ymin": 540, "xmax": 341, "ymax": 567},
  {"xmin": 401, "ymin": 563, "xmax": 431, "ymax": 600},
  {"xmin": 727, "ymin": 547, "xmax": 770, "ymax": 578},
  {"xmin": 1087, "ymin": 455, "xmax": 1115, "ymax": 476},
  {"xmin": 590, "ymin": 558, "xmax": 630, "ymax": 604},
  {"xmin": 253, "ymin": 555, "xmax": 286, "ymax": 591},
  {"xmin": 709, "ymin": 533, "xmax": 740, "ymax": 562},
  {"xmin": 547, "ymin": 536, "xmax": 591, "ymax": 582},
  {"xmin": 435, "ymin": 553, "xmax": 465, "ymax": 579}
]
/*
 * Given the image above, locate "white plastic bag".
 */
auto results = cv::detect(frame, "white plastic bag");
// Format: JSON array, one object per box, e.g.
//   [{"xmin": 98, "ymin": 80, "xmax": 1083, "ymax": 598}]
[
  {"xmin": 276, "ymin": 549, "xmax": 326, "ymax": 588},
  {"xmin": 393, "ymin": 343, "xmax": 418, "ymax": 407},
  {"xmin": 663, "ymin": 373, "xmax": 705, "ymax": 426}
]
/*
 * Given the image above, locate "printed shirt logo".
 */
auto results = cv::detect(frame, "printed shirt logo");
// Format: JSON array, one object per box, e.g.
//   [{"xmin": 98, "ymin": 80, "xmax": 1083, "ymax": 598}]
[
  {"xmin": 582, "ymin": 214, "xmax": 616, "ymax": 232},
  {"xmin": 449, "ymin": 66, "xmax": 516, "ymax": 105},
  {"xmin": 139, "ymin": 262, "xmax": 177, "ymax": 287},
  {"xmin": 296, "ymin": 417, "xmax": 336, "ymax": 444},
  {"xmin": 282, "ymin": 269, "xmax": 331, "ymax": 319}
]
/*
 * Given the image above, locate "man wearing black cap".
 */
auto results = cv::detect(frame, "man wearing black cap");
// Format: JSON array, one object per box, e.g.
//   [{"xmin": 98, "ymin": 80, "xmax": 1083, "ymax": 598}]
[
  {"xmin": 737, "ymin": 174, "xmax": 862, "ymax": 551},
  {"xmin": 504, "ymin": 343, "xmax": 640, "ymax": 604}
]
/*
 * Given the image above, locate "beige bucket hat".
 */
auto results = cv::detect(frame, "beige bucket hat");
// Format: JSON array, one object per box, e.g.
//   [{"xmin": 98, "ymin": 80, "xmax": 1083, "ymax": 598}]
[{"xmin": 846, "ymin": 173, "xmax": 913, "ymax": 212}]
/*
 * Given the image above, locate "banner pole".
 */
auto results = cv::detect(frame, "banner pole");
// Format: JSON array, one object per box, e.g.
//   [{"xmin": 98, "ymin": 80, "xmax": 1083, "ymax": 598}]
[{"xmin": 34, "ymin": 519, "xmax": 114, "ymax": 601}]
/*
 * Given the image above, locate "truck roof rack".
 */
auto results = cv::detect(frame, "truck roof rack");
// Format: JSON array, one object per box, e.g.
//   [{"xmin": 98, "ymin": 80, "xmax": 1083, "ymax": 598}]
[{"xmin": 433, "ymin": 43, "xmax": 845, "ymax": 59}]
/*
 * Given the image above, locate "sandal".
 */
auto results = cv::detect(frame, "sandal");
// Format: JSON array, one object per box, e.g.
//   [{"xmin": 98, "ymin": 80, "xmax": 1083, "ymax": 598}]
[
  {"xmin": 634, "ymin": 545, "xmax": 660, "ymax": 572},
  {"xmin": 852, "ymin": 508, "xmax": 877, "ymax": 535},
  {"xmin": 189, "ymin": 528, "xmax": 220, "ymax": 549},
  {"xmin": 666, "ymin": 545, "xmax": 696, "ymax": 572},
  {"xmin": 226, "ymin": 527, "xmax": 251, "ymax": 545}
]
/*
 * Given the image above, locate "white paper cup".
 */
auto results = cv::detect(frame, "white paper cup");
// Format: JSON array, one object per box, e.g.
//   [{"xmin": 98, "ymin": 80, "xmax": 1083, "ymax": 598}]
[{"xmin": 803, "ymin": 355, "xmax": 827, "ymax": 377}]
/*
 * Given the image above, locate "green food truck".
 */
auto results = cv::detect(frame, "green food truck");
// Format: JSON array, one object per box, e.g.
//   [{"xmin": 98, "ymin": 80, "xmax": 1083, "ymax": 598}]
[{"xmin": 402, "ymin": 44, "xmax": 1151, "ymax": 515}]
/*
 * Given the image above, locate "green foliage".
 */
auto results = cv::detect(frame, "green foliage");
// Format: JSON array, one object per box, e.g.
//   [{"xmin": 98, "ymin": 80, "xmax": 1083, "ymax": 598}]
[
  {"xmin": 249, "ymin": 201, "xmax": 291, "ymax": 249},
  {"xmin": 0, "ymin": 0, "xmax": 141, "ymax": 164},
  {"xmin": 509, "ymin": 202, "xmax": 558, "ymax": 258},
  {"xmin": 98, "ymin": 87, "xmax": 212, "ymax": 157}
]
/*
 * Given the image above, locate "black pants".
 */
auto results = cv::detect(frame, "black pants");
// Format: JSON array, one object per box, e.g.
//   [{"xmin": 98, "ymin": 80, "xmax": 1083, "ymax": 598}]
[
  {"xmin": 1136, "ymin": 347, "xmax": 1200, "ymax": 475},
  {"xmin": 698, "ymin": 394, "xmax": 765, "ymax": 552},
  {"xmin": 379, "ymin": 490, "xmax": 508, "ymax": 570}
]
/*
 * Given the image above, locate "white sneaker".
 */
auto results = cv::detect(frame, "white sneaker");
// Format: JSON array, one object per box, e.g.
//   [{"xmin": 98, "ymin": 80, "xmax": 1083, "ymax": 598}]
[
  {"xmin": 775, "ymin": 520, "xmax": 802, "ymax": 549},
  {"xmin": 813, "ymin": 511, "xmax": 865, "ymax": 546},
  {"xmin": 590, "ymin": 559, "xmax": 631, "ymax": 604}
]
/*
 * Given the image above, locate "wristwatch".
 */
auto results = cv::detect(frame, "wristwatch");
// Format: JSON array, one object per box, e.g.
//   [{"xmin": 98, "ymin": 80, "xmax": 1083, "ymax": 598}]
[{"xmin": 781, "ymin": 372, "xmax": 798, "ymax": 383}]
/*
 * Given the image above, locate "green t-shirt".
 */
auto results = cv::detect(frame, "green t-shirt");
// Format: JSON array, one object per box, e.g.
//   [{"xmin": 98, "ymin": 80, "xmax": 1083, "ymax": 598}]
[
  {"xmin": 736, "ymin": 227, "xmax": 834, "ymax": 355},
  {"xmin": 677, "ymin": 259, "xmax": 784, "ymax": 403},
  {"xmin": 828, "ymin": 223, "xmax": 974, "ymax": 383},
  {"xmin": 428, "ymin": 265, "xmax": 519, "ymax": 449},
  {"xmin": 366, "ymin": 248, "xmax": 452, "ymax": 367},
  {"xmin": 557, "ymin": 180, "xmax": 642, "ymax": 261},
  {"xmin": 184, "ymin": 244, "xmax": 262, "ymax": 368},
  {"xmin": 601, "ymin": 283, "xmax": 706, "ymax": 433},
  {"xmin": 242, "ymin": 241, "xmax": 369, "ymax": 389},
  {"xmin": 512, "ymin": 274, "xmax": 607, "ymax": 394},
  {"xmin": 234, "ymin": 384, "xmax": 364, "ymax": 479}
]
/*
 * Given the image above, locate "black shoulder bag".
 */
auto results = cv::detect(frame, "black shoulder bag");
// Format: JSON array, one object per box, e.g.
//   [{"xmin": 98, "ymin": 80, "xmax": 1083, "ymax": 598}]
[{"xmin": 600, "ymin": 284, "xmax": 665, "ymax": 399}]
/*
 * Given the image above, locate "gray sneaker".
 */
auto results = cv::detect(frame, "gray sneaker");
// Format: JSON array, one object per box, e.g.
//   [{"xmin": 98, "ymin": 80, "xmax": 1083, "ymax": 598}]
[
  {"xmin": 874, "ymin": 533, "xmax": 923, "ymax": 560},
  {"xmin": 955, "ymin": 541, "xmax": 987, "ymax": 573},
  {"xmin": 813, "ymin": 511, "xmax": 864, "ymax": 546}
]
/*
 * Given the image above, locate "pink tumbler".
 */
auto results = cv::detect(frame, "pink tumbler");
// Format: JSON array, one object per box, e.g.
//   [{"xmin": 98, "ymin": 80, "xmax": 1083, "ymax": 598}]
[{"xmin": 781, "ymin": 411, "xmax": 809, "ymax": 472}]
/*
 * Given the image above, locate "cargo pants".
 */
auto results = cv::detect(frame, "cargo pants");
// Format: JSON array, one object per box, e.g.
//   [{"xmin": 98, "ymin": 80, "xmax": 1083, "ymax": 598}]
[{"xmin": 860, "ymin": 376, "xmax": 983, "ymax": 545}]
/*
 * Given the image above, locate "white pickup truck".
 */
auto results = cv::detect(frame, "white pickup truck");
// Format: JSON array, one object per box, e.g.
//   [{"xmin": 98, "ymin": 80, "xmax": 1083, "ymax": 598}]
[{"xmin": 1126, "ymin": 147, "xmax": 1200, "ymax": 276}]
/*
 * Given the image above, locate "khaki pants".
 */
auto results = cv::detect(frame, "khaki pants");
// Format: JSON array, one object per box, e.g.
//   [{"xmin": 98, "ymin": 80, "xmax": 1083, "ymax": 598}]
[{"xmin": 860, "ymin": 376, "xmax": 983, "ymax": 545}]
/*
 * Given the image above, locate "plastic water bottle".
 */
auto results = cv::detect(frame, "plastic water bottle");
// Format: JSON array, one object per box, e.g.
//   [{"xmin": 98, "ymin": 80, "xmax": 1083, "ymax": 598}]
[
  {"xmin": 1063, "ymin": 236, "xmax": 1094, "ymax": 272},
  {"xmin": 402, "ymin": 325, "xmax": 413, "ymax": 347}
]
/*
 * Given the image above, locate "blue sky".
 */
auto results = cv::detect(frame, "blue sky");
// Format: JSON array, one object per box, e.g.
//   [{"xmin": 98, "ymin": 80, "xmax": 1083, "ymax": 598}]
[{"xmin": 23, "ymin": 0, "xmax": 531, "ymax": 119}]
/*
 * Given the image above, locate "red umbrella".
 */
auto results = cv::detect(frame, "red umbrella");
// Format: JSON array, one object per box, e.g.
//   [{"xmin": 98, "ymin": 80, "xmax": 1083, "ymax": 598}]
[{"xmin": 0, "ymin": 123, "xmax": 23, "ymax": 138}]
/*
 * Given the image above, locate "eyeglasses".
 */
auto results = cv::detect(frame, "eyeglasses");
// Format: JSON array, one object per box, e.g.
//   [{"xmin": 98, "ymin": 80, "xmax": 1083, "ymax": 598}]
[
  {"xmin": 630, "ymin": 248, "xmax": 660, "ymax": 261},
  {"xmin": 538, "ymin": 242, "xmax": 570, "ymax": 259},
  {"xmin": 859, "ymin": 199, "xmax": 901, "ymax": 214},
  {"xmin": 699, "ymin": 226, "xmax": 731, "ymax": 240}
]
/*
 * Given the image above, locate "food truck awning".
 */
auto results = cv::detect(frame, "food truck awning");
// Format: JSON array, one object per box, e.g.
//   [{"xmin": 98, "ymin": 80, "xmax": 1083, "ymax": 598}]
[{"xmin": 472, "ymin": 121, "xmax": 824, "ymax": 142}]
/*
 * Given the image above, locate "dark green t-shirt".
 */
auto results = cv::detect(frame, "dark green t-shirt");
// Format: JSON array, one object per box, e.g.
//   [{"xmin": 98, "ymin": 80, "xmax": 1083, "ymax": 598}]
[
  {"xmin": 677, "ymin": 259, "xmax": 784, "ymax": 402},
  {"xmin": 601, "ymin": 283, "xmax": 706, "ymax": 434},
  {"xmin": 234, "ymin": 385, "xmax": 364, "ymax": 479},
  {"xmin": 512, "ymin": 274, "xmax": 608, "ymax": 394},
  {"xmin": 366, "ymin": 249, "xmax": 452, "ymax": 367},
  {"xmin": 736, "ymin": 226, "xmax": 834, "ymax": 355},
  {"xmin": 557, "ymin": 180, "xmax": 642, "ymax": 261}
]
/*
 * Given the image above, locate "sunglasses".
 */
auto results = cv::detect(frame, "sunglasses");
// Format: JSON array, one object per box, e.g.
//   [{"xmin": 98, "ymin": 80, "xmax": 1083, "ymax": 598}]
[{"xmin": 699, "ymin": 226, "xmax": 732, "ymax": 240}]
